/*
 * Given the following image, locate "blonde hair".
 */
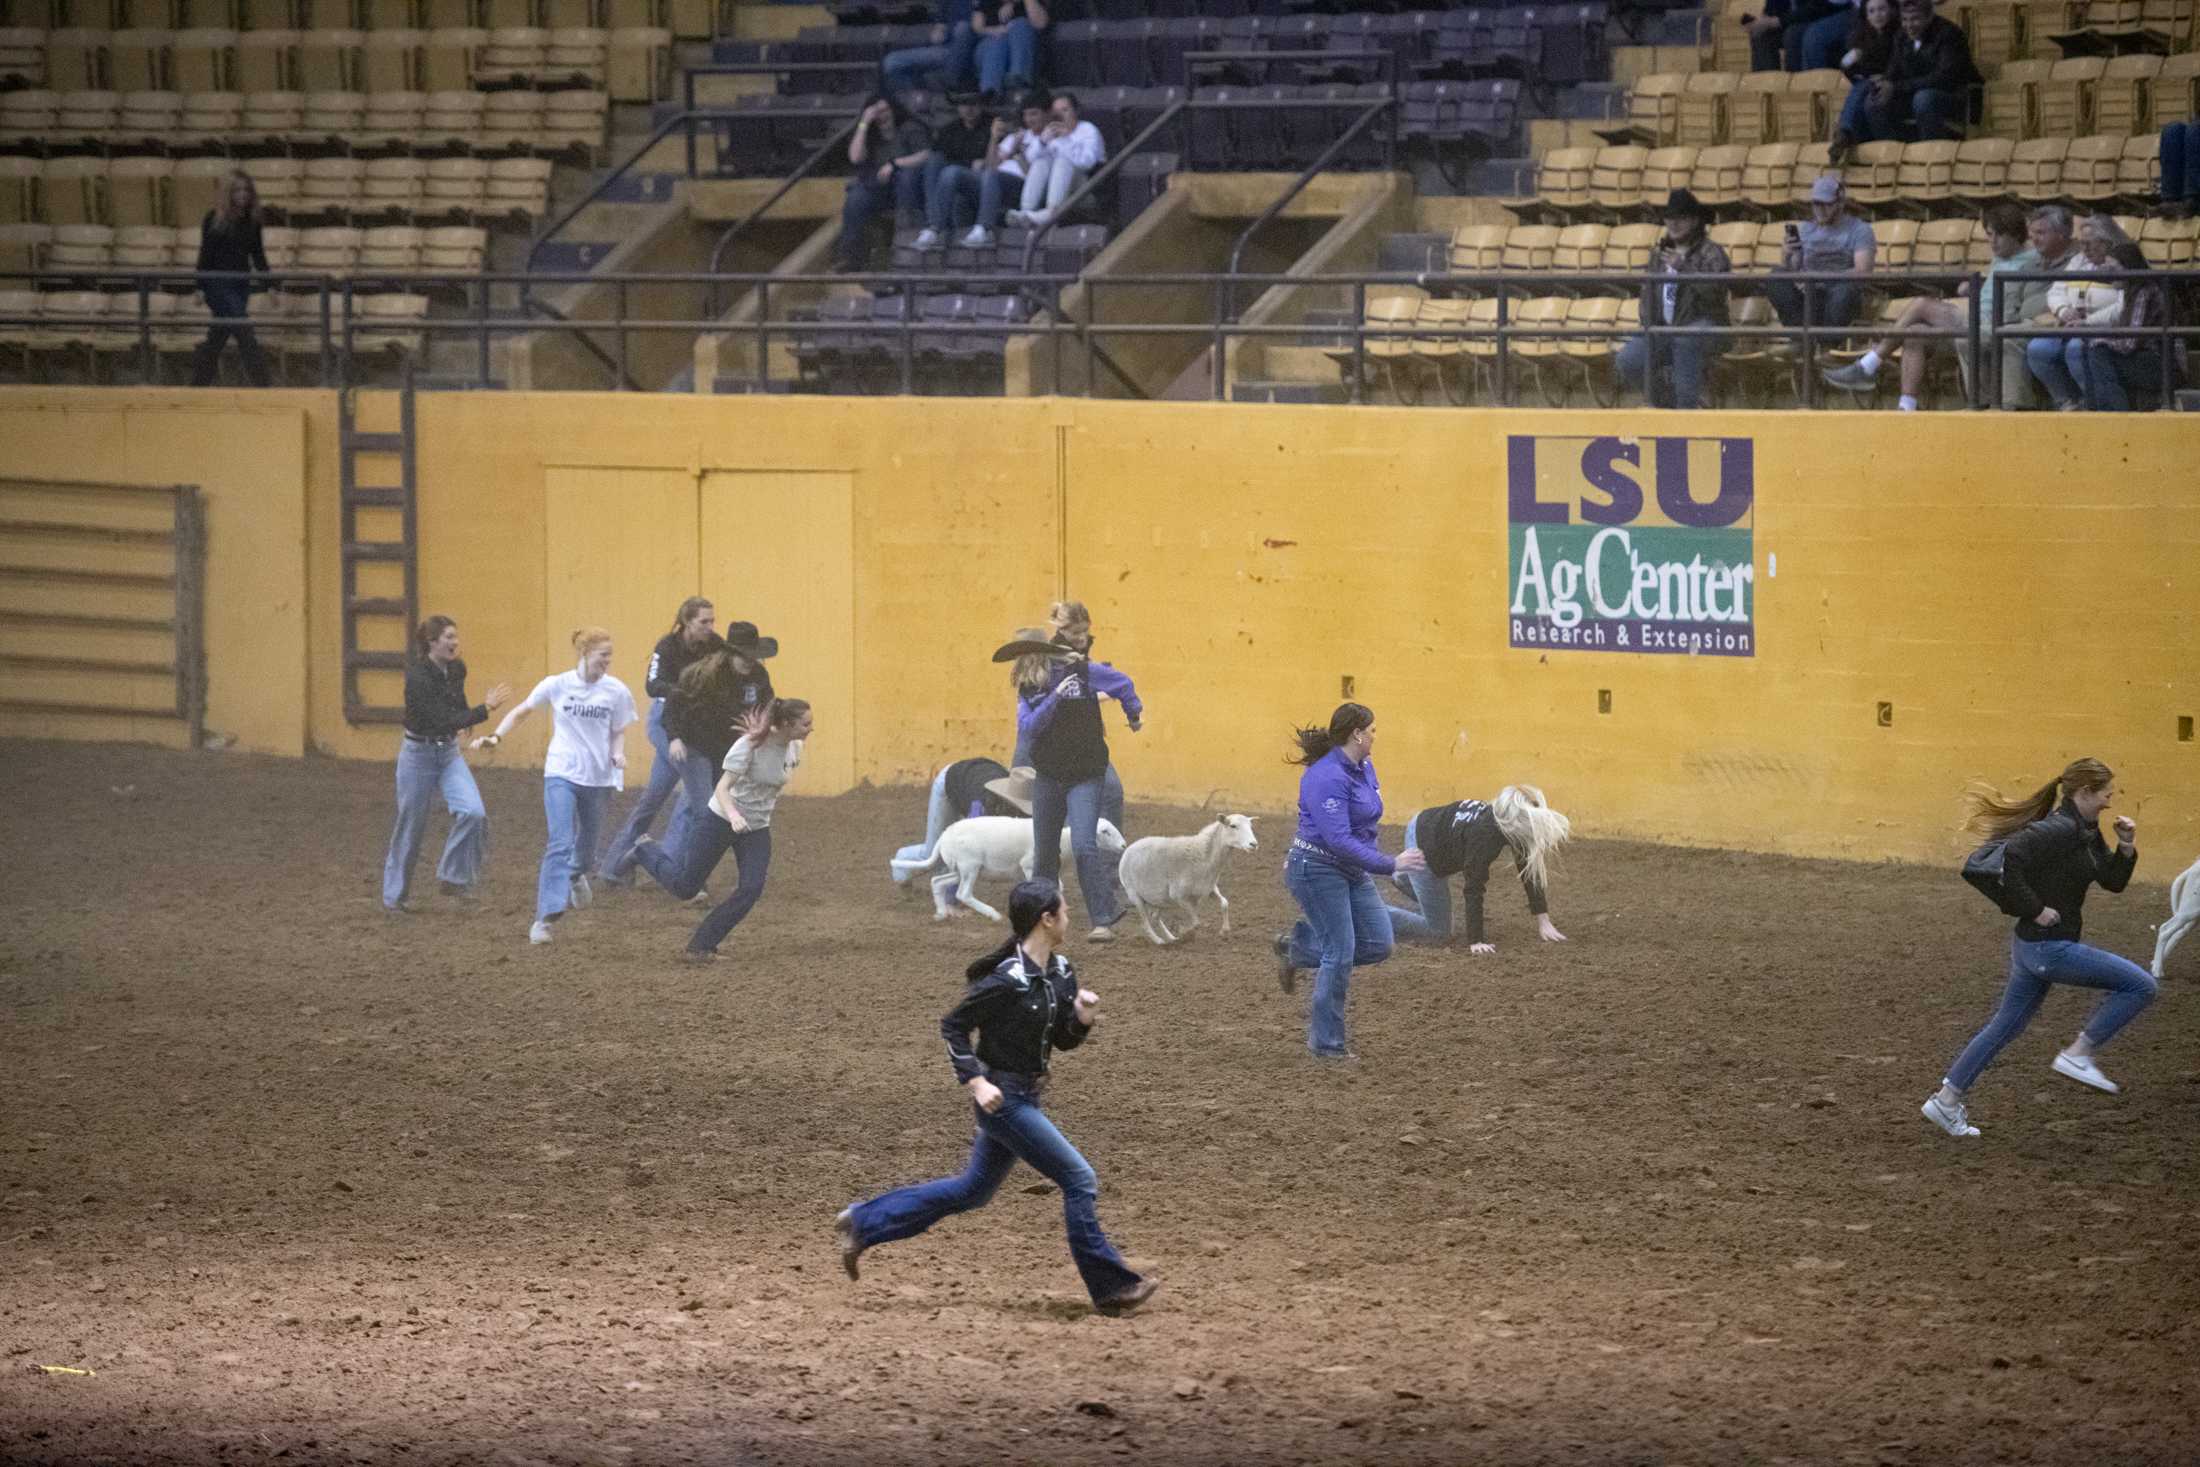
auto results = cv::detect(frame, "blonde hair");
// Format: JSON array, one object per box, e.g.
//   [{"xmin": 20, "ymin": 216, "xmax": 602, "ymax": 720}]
[
  {"xmin": 570, "ymin": 626, "xmax": 613, "ymax": 656},
  {"xmin": 1009, "ymin": 625, "xmax": 1055, "ymax": 693},
  {"xmin": 1962, "ymin": 758, "xmax": 2112, "ymax": 841},
  {"xmin": 1491, "ymin": 784, "xmax": 1572, "ymax": 892}
]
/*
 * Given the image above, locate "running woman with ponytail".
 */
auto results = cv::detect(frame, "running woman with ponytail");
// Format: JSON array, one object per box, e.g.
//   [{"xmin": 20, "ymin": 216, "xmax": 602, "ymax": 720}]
[
  {"xmin": 832, "ymin": 879, "xmax": 1160, "ymax": 1317},
  {"xmin": 1271, "ymin": 703, "xmax": 1426, "ymax": 1061},
  {"xmin": 598, "ymin": 597, "xmax": 721, "ymax": 885},
  {"xmin": 382, "ymin": 615, "xmax": 510, "ymax": 912},
  {"xmin": 1922, "ymin": 757, "xmax": 2155, "ymax": 1139},
  {"xmin": 1386, "ymin": 785, "xmax": 1573, "ymax": 951},
  {"xmin": 474, "ymin": 628, "xmax": 637, "ymax": 947}
]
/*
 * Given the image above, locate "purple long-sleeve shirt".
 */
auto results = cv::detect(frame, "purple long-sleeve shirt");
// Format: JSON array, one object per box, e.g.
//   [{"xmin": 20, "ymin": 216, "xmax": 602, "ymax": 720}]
[
  {"xmin": 1014, "ymin": 659, "xmax": 1143, "ymax": 745},
  {"xmin": 1295, "ymin": 748, "xmax": 1394, "ymax": 876}
]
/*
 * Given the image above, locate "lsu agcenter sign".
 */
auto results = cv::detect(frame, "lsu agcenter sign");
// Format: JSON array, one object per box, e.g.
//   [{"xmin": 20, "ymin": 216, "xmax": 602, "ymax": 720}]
[{"xmin": 1506, "ymin": 433, "xmax": 1756, "ymax": 658}]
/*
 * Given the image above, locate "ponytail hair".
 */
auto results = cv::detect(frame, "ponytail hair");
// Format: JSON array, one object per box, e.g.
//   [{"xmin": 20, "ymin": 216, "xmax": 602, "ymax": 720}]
[
  {"xmin": 1289, "ymin": 702, "xmax": 1374, "ymax": 766},
  {"xmin": 1492, "ymin": 784, "xmax": 1572, "ymax": 893},
  {"xmin": 669, "ymin": 596, "xmax": 713, "ymax": 636},
  {"xmin": 1048, "ymin": 600, "xmax": 1092, "ymax": 648},
  {"xmin": 965, "ymin": 879, "xmax": 1065, "ymax": 978},
  {"xmin": 1962, "ymin": 757, "xmax": 2113, "ymax": 840},
  {"xmin": 571, "ymin": 626, "xmax": 612, "ymax": 657},
  {"xmin": 768, "ymin": 696, "xmax": 811, "ymax": 729},
  {"xmin": 412, "ymin": 614, "xmax": 456, "ymax": 660}
]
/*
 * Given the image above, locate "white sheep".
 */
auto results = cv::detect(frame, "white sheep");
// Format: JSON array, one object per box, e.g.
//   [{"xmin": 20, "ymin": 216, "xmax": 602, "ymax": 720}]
[
  {"xmin": 920, "ymin": 815, "xmax": 1127, "ymax": 922},
  {"xmin": 2152, "ymin": 852, "xmax": 2199, "ymax": 978},
  {"xmin": 1117, "ymin": 814, "xmax": 1259, "ymax": 946}
]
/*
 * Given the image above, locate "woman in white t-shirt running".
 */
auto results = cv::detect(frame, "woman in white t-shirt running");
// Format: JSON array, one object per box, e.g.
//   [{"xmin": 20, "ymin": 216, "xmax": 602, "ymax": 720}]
[{"xmin": 474, "ymin": 627, "xmax": 639, "ymax": 945}]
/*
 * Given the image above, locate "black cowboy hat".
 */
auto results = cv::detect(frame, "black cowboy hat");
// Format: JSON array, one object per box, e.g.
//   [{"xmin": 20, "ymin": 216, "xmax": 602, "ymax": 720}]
[
  {"xmin": 723, "ymin": 621, "xmax": 779, "ymax": 659},
  {"xmin": 991, "ymin": 638, "xmax": 1077, "ymax": 663},
  {"xmin": 1662, "ymin": 188, "xmax": 1711, "ymax": 220}
]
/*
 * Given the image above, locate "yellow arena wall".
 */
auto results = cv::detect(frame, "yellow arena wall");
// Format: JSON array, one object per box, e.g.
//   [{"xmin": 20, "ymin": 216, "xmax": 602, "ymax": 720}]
[{"xmin": 1, "ymin": 387, "xmax": 2192, "ymax": 865}]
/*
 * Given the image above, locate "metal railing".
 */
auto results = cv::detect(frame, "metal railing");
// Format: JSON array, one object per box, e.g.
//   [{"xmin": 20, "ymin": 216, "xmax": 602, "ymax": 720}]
[{"xmin": 5, "ymin": 266, "xmax": 2198, "ymax": 408}]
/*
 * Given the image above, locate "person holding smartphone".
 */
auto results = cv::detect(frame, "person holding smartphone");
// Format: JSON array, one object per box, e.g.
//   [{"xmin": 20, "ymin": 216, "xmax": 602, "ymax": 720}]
[
  {"xmin": 1616, "ymin": 189, "xmax": 1732, "ymax": 409},
  {"xmin": 1767, "ymin": 175, "xmax": 1875, "ymax": 348}
]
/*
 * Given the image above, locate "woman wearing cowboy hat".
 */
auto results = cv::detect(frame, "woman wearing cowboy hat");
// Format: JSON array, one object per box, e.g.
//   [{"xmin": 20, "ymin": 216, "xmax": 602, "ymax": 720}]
[
  {"xmin": 888, "ymin": 758, "xmax": 1034, "ymax": 887},
  {"xmin": 618, "ymin": 621, "xmax": 777, "ymax": 882}
]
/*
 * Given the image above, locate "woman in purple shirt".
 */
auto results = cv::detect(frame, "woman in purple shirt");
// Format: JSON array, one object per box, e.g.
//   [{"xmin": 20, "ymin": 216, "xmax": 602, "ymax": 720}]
[{"xmin": 1272, "ymin": 703, "xmax": 1427, "ymax": 1061}]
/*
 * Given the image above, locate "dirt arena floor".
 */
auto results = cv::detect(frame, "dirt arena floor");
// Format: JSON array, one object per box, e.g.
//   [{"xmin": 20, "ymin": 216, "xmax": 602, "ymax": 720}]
[{"xmin": 2, "ymin": 738, "xmax": 2196, "ymax": 1466}]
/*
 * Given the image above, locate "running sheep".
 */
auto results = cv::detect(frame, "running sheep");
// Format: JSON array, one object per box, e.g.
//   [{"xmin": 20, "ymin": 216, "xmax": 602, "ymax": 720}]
[
  {"xmin": 922, "ymin": 815, "xmax": 1126, "ymax": 922},
  {"xmin": 1117, "ymin": 814, "xmax": 1259, "ymax": 946}
]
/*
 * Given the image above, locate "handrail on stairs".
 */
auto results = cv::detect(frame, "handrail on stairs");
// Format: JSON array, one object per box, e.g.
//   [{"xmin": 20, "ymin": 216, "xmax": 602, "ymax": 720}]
[{"xmin": 704, "ymin": 114, "xmax": 865, "ymax": 322}]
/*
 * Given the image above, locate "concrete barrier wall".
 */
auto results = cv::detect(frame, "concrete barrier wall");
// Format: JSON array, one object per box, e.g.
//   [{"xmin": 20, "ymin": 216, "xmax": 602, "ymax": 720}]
[{"xmin": 2, "ymin": 386, "xmax": 2191, "ymax": 863}]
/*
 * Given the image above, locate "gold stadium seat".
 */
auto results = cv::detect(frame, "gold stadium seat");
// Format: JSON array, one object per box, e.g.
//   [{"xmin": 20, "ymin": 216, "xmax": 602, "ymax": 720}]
[
  {"xmin": 300, "ymin": 88, "xmax": 369, "ymax": 144},
  {"xmin": 260, "ymin": 222, "xmax": 300, "ymax": 267},
  {"xmin": 0, "ymin": 156, "xmax": 39, "ymax": 226},
  {"xmin": 35, "ymin": 288, "xmax": 110, "ymax": 374},
  {"xmin": 239, "ymin": 88, "xmax": 306, "ymax": 146},
  {"xmin": 0, "ymin": 287, "xmax": 42, "ymax": 374},
  {"xmin": 418, "ymin": 87, "xmax": 486, "ymax": 148},
  {"xmin": 107, "ymin": 155, "xmax": 176, "ymax": 228},
  {"xmin": 2060, "ymin": 133, "xmax": 2125, "ymax": 204},
  {"xmin": 1588, "ymin": 145, "xmax": 1648, "ymax": 212},
  {"xmin": 1729, "ymin": 70, "xmax": 1785, "ymax": 147},
  {"xmin": 1841, "ymin": 141, "xmax": 1903, "ymax": 207},
  {"xmin": 422, "ymin": 27, "xmax": 489, "ymax": 93},
  {"xmin": 240, "ymin": 0, "xmax": 301, "ymax": 28},
  {"xmin": 359, "ymin": 224, "xmax": 424, "ymax": 273},
  {"xmin": 1692, "ymin": 144, "xmax": 1748, "ymax": 207},
  {"xmin": 477, "ymin": 88, "xmax": 544, "ymax": 152},
  {"xmin": 475, "ymin": 25, "xmax": 549, "ymax": 85},
  {"xmin": 1870, "ymin": 217, "xmax": 1919, "ymax": 272},
  {"xmin": 1449, "ymin": 222, "xmax": 1506, "ymax": 274},
  {"xmin": 1984, "ymin": 60, "xmax": 2050, "ymax": 140},
  {"xmin": 2092, "ymin": 54, "xmax": 2158, "ymax": 137},
  {"xmin": 1894, "ymin": 139, "xmax": 1960, "ymax": 208},
  {"xmin": 1791, "ymin": 141, "xmax": 1833, "ymax": 198},
  {"xmin": 301, "ymin": 0, "xmax": 363, "ymax": 30},
  {"xmin": 540, "ymin": 88, "xmax": 608, "ymax": 159},
  {"xmin": 1537, "ymin": 146, "xmax": 1596, "ymax": 212},
  {"xmin": 545, "ymin": 0, "xmax": 602, "ymax": 29},
  {"xmin": 295, "ymin": 223, "xmax": 362, "ymax": 270},
  {"xmin": 667, "ymin": 0, "xmax": 712, "ymax": 40},
  {"xmin": 1397, "ymin": 299, "xmax": 1469, "ymax": 407},
  {"xmin": 1626, "ymin": 72, "xmax": 1685, "ymax": 146},
  {"xmin": 1678, "ymin": 70, "xmax": 1739, "ymax": 148},
  {"xmin": 1952, "ymin": 136, "xmax": 2015, "ymax": 201},
  {"xmin": 1605, "ymin": 221, "xmax": 1663, "ymax": 271},
  {"xmin": 420, "ymin": 222, "xmax": 487, "ymax": 270},
  {"xmin": 361, "ymin": 155, "xmax": 427, "ymax": 213},
  {"xmin": 2110, "ymin": 210, "xmax": 2143, "ymax": 242},
  {"xmin": 0, "ymin": 89, "xmax": 61, "ymax": 147},
  {"xmin": 1753, "ymin": 217, "xmax": 1792, "ymax": 265},
  {"xmin": 364, "ymin": 28, "xmax": 427, "ymax": 92},
  {"xmin": 1741, "ymin": 142, "xmax": 1798, "ymax": 209},
  {"xmin": 1952, "ymin": 0, "xmax": 2022, "ymax": 73},
  {"xmin": 1500, "ymin": 223, "xmax": 1560, "ymax": 272},
  {"xmin": 1324, "ymin": 290, "xmax": 1422, "ymax": 400},
  {"xmin": 173, "ymin": 156, "xmax": 236, "ymax": 224},
  {"xmin": 48, "ymin": 223, "xmax": 116, "ymax": 270},
  {"xmin": 112, "ymin": 222, "xmax": 175, "ymax": 268},
  {"xmin": 607, "ymin": 24, "xmax": 669, "ymax": 101},
  {"xmin": 237, "ymin": 30, "xmax": 300, "ymax": 93},
  {"xmin": 115, "ymin": 88, "xmax": 185, "ymax": 149},
  {"xmin": 424, "ymin": 0, "xmax": 480, "ymax": 22},
  {"xmin": 2138, "ymin": 214, "xmax": 2198, "ymax": 268},
  {"xmin": 53, "ymin": 88, "xmax": 123, "ymax": 145},
  {"xmin": 1641, "ymin": 145, "xmax": 1699, "ymax": 201},
  {"xmin": 109, "ymin": 29, "xmax": 172, "ymax": 94},
  {"xmin": 1777, "ymin": 70, "xmax": 1841, "ymax": 143},
  {"xmin": 423, "ymin": 155, "xmax": 489, "ymax": 215},
  {"xmin": 2038, "ymin": 56, "xmax": 2105, "ymax": 139},
  {"xmin": 299, "ymin": 29, "xmax": 365, "ymax": 92},
  {"xmin": 172, "ymin": 28, "xmax": 240, "ymax": 93},
  {"xmin": 1507, "ymin": 295, "xmax": 1575, "ymax": 405},
  {"xmin": 482, "ymin": 0, "xmax": 539, "ymax": 26},
  {"xmin": 179, "ymin": 89, "xmax": 247, "ymax": 143},
  {"xmin": 300, "ymin": 155, "xmax": 365, "ymax": 214},
  {"xmin": 251, "ymin": 156, "xmax": 307, "ymax": 215},
  {"xmin": 1552, "ymin": 222, "xmax": 1609, "ymax": 285},
  {"xmin": 365, "ymin": 0, "xmax": 427, "ymax": 22},
  {"xmin": 2008, "ymin": 135, "xmax": 2069, "ymax": 200},
  {"xmin": 0, "ymin": 27, "xmax": 44, "ymax": 89},
  {"xmin": 609, "ymin": 0, "xmax": 665, "ymax": 26},
  {"xmin": 0, "ymin": 224, "xmax": 53, "ymax": 276},
  {"xmin": 2158, "ymin": 54, "xmax": 2200, "ymax": 131},
  {"xmin": 1708, "ymin": 218, "xmax": 1758, "ymax": 271},
  {"xmin": 360, "ymin": 88, "xmax": 428, "ymax": 146},
  {"xmin": 2116, "ymin": 133, "xmax": 2157, "ymax": 200},
  {"xmin": 1557, "ymin": 294, "xmax": 1626, "ymax": 407},
  {"xmin": 545, "ymin": 26, "xmax": 608, "ymax": 86},
  {"xmin": 45, "ymin": 29, "xmax": 109, "ymax": 94},
  {"xmin": 1913, "ymin": 217, "xmax": 1977, "ymax": 274},
  {"xmin": 41, "ymin": 156, "xmax": 109, "ymax": 227}
]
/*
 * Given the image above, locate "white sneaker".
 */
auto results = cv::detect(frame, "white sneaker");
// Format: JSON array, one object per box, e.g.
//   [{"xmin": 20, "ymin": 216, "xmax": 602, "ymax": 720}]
[
  {"xmin": 528, "ymin": 920, "xmax": 554, "ymax": 945},
  {"xmin": 1921, "ymin": 1093, "xmax": 1980, "ymax": 1137},
  {"xmin": 569, "ymin": 873, "xmax": 592, "ymax": 909},
  {"xmin": 1087, "ymin": 925, "xmax": 1116, "ymax": 944},
  {"xmin": 912, "ymin": 227, "xmax": 941, "ymax": 249},
  {"xmin": 2052, "ymin": 1051, "xmax": 2120, "ymax": 1093},
  {"xmin": 686, "ymin": 887, "xmax": 712, "ymax": 906},
  {"xmin": 961, "ymin": 225, "xmax": 993, "ymax": 246}
]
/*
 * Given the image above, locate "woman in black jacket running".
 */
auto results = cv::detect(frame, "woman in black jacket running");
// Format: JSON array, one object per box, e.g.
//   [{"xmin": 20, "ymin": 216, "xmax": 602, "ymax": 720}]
[
  {"xmin": 1922, "ymin": 757, "xmax": 2154, "ymax": 1139},
  {"xmin": 834, "ymin": 879, "xmax": 1159, "ymax": 1316}
]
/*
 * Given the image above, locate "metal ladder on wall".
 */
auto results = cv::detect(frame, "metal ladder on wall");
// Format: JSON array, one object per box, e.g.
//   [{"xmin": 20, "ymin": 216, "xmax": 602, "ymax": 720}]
[{"xmin": 338, "ymin": 370, "xmax": 418, "ymax": 725}]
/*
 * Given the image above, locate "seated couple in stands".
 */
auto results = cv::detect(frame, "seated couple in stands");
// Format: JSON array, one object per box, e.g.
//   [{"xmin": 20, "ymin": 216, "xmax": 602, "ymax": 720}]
[
  {"xmin": 1824, "ymin": 0, "xmax": 1982, "ymax": 163},
  {"xmin": 883, "ymin": 0, "xmax": 1054, "ymax": 101}
]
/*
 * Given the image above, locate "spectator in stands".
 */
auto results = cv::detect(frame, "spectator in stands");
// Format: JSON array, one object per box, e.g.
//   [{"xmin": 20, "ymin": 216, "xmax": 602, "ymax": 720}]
[
  {"xmin": 837, "ymin": 95, "xmax": 933, "ymax": 273},
  {"xmin": 1821, "ymin": 201, "xmax": 2038, "ymax": 410},
  {"xmin": 1864, "ymin": 0, "xmax": 1980, "ymax": 145},
  {"xmin": 1767, "ymin": 175, "xmax": 1875, "ymax": 343},
  {"xmin": 2157, "ymin": 122, "xmax": 2198, "ymax": 219},
  {"xmin": 883, "ymin": 0, "xmax": 981, "ymax": 96},
  {"xmin": 2026, "ymin": 213, "xmax": 2128, "ymax": 411},
  {"xmin": 962, "ymin": 94, "xmax": 1048, "ymax": 247},
  {"xmin": 1825, "ymin": 0, "xmax": 1898, "ymax": 164},
  {"xmin": 1739, "ymin": 2, "xmax": 1791, "ymax": 74},
  {"xmin": 1616, "ymin": 189, "xmax": 1730, "ymax": 410},
  {"xmin": 1783, "ymin": 0, "xmax": 1860, "ymax": 74},
  {"xmin": 1008, "ymin": 91, "xmax": 1105, "ymax": 231},
  {"xmin": 2080, "ymin": 243, "xmax": 2175, "ymax": 412},
  {"xmin": 974, "ymin": 0, "xmax": 1051, "ymax": 99},
  {"xmin": 915, "ymin": 91, "xmax": 995, "ymax": 251},
  {"xmin": 191, "ymin": 170, "xmax": 272, "ymax": 388}
]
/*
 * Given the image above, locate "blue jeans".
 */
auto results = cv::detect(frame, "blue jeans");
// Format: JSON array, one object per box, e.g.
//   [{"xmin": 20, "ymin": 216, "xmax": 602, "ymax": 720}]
[
  {"xmin": 538, "ymin": 777, "xmax": 611, "ymax": 923},
  {"xmin": 655, "ymin": 750, "xmax": 724, "ymax": 872},
  {"xmin": 1866, "ymin": 85, "xmax": 1965, "ymax": 143},
  {"xmin": 1787, "ymin": 10, "xmax": 1851, "ymax": 71},
  {"xmin": 637, "ymin": 812, "xmax": 773, "ymax": 954},
  {"xmin": 838, "ymin": 166, "xmax": 926, "ymax": 270},
  {"xmin": 191, "ymin": 282, "xmax": 271, "ymax": 386},
  {"xmin": 1767, "ymin": 278, "xmax": 1863, "ymax": 333},
  {"xmin": 1285, "ymin": 848, "xmax": 1394, "ymax": 1056},
  {"xmin": 976, "ymin": 18, "xmax": 1038, "ymax": 94},
  {"xmin": 2027, "ymin": 334, "xmax": 2089, "ymax": 407},
  {"xmin": 891, "ymin": 767, "xmax": 957, "ymax": 880},
  {"xmin": 976, "ymin": 165, "xmax": 1023, "ymax": 230},
  {"xmin": 1384, "ymin": 812, "xmax": 1450, "ymax": 944},
  {"xmin": 2081, "ymin": 342, "xmax": 2162, "ymax": 411},
  {"xmin": 1030, "ymin": 771, "xmax": 1123, "ymax": 928},
  {"xmin": 1617, "ymin": 332, "xmax": 1717, "ymax": 409},
  {"xmin": 2162, "ymin": 121, "xmax": 2199, "ymax": 203},
  {"xmin": 1946, "ymin": 936, "xmax": 2158, "ymax": 1090},
  {"xmin": 600, "ymin": 700, "xmax": 705, "ymax": 879},
  {"xmin": 926, "ymin": 160, "xmax": 987, "ymax": 232},
  {"xmin": 1835, "ymin": 79, "xmax": 1871, "ymax": 140},
  {"xmin": 382, "ymin": 736, "xmax": 487, "ymax": 909},
  {"xmin": 845, "ymin": 1086, "xmax": 1143, "ymax": 1305},
  {"xmin": 882, "ymin": 20, "xmax": 977, "ymax": 94}
]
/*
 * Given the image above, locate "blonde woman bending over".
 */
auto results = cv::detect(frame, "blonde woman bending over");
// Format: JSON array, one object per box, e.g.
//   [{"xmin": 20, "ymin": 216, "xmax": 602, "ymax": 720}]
[{"xmin": 1385, "ymin": 786, "xmax": 1572, "ymax": 951}]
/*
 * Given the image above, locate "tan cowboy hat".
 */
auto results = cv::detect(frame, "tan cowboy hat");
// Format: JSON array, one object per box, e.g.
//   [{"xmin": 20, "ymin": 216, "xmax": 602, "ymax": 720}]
[{"xmin": 982, "ymin": 766, "xmax": 1037, "ymax": 815}]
